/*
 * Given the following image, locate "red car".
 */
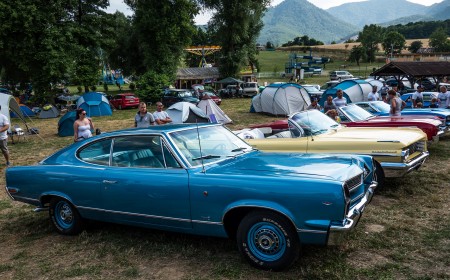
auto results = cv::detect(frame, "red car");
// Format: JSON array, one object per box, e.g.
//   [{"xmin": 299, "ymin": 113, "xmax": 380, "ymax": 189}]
[
  {"xmin": 110, "ymin": 93, "xmax": 140, "ymax": 110},
  {"xmin": 250, "ymin": 105, "xmax": 447, "ymax": 143},
  {"xmin": 202, "ymin": 91, "xmax": 222, "ymax": 105}
]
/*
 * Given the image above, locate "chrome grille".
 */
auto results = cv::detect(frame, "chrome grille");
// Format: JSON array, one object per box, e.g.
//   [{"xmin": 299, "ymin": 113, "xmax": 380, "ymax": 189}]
[
  {"xmin": 408, "ymin": 141, "xmax": 425, "ymax": 155},
  {"xmin": 345, "ymin": 173, "xmax": 363, "ymax": 192}
]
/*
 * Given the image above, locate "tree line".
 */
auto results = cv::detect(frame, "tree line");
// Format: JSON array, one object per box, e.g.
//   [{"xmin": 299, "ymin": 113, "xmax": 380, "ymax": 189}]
[
  {"xmin": 349, "ymin": 23, "xmax": 450, "ymax": 66},
  {"xmin": 0, "ymin": 0, "xmax": 269, "ymax": 103}
]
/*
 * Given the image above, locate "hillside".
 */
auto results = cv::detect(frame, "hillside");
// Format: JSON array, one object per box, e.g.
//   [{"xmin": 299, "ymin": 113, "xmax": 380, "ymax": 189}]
[
  {"xmin": 258, "ymin": 0, "xmax": 359, "ymax": 45},
  {"xmin": 326, "ymin": 0, "xmax": 424, "ymax": 27}
]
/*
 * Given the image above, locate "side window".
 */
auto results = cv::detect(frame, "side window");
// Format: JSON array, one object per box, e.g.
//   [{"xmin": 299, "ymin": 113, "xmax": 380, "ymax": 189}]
[
  {"xmin": 162, "ymin": 142, "xmax": 181, "ymax": 168},
  {"xmin": 288, "ymin": 121, "xmax": 303, "ymax": 138},
  {"xmin": 78, "ymin": 139, "xmax": 112, "ymax": 166},
  {"xmin": 111, "ymin": 135, "xmax": 179, "ymax": 169}
]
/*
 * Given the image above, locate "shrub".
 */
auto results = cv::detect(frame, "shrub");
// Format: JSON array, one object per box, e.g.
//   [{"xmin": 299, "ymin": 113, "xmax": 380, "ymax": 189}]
[
  {"xmin": 136, "ymin": 71, "xmax": 173, "ymax": 103},
  {"xmin": 90, "ymin": 85, "xmax": 97, "ymax": 91}
]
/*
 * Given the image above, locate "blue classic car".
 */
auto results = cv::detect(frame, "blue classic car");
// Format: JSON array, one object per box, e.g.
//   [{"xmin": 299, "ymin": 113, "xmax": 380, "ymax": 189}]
[
  {"xmin": 5, "ymin": 124, "xmax": 377, "ymax": 270},
  {"xmin": 353, "ymin": 101, "xmax": 450, "ymax": 126},
  {"xmin": 400, "ymin": 92, "xmax": 437, "ymax": 108}
]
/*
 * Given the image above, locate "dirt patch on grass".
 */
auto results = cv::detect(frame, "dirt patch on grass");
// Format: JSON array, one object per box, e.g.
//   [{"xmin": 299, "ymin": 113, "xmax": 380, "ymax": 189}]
[{"xmin": 347, "ymin": 250, "xmax": 391, "ymax": 269}]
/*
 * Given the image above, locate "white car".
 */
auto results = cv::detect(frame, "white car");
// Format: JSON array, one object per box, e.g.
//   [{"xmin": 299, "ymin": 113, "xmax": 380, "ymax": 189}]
[
  {"xmin": 329, "ymin": 70, "xmax": 354, "ymax": 81},
  {"xmin": 242, "ymin": 82, "xmax": 259, "ymax": 97}
]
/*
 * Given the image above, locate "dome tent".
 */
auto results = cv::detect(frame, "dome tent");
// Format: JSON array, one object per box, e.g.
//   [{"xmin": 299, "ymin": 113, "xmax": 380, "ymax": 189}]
[
  {"xmin": 166, "ymin": 102, "xmax": 209, "ymax": 123},
  {"xmin": 77, "ymin": 92, "xmax": 112, "ymax": 117},
  {"xmin": 39, "ymin": 104, "xmax": 59, "ymax": 119},
  {"xmin": 197, "ymin": 98, "xmax": 232, "ymax": 124},
  {"xmin": 58, "ymin": 111, "xmax": 77, "ymax": 137},
  {"xmin": 251, "ymin": 83, "xmax": 311, "ymax": 116},
  {"xmin": 0, "ymin": 93, "xmax": 27, "ymax": 132},
  {"xmin": 319, "ymin": 79, "xmax": 372, "ymax": 107}
]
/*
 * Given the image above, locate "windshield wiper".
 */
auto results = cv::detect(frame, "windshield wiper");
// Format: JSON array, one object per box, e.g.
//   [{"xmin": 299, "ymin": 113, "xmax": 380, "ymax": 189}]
[
  {"xmin": 192, "ymin": 154, "xmax": 221, "ymax": 161},
  {"xmin": 231, "ymin": 147, "xmax": 247, "ymax": 152}
]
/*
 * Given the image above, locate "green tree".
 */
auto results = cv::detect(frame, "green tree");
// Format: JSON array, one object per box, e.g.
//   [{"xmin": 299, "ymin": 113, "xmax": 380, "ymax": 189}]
[
  {"xmin": 429, "ymin": 27, "xmax": 450, "ymax": 52},
  {"xmin": 201, "ymin": 0, "xmax": 270, "ymax": 77},
  {"xmin": 266, "ymin": 41, "xmax": 274, "ymax": 49},
  {"xmin": 136, "ymin": 70, "xmax": 173, "ymax": 102},
  {"xmin": 0, "ymin": 0, "xmax": 111, "ymax": 103},
  {"xmin": 126, "ymin": 0, "xmax": 198, "ymax": 76},
  {"xmin": 408, "ymin": 40, "xmax": 423, "ymax": 53},
  {"xmin": 358, "ymin": 24, "xmax": 384, "ymax": 63},
  {"xmin": 382, "ymin": 31, "xmax": 406, "ymax": 56},
  {"xmin": 348, "ymin": 45, "xmax": 366, "ymax": 66}
]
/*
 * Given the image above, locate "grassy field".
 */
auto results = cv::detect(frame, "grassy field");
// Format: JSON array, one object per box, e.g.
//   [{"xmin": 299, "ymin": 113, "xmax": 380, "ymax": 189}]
[{"xmin": 0, "ymin": 99, "xmax": 449, "ymax": 279}]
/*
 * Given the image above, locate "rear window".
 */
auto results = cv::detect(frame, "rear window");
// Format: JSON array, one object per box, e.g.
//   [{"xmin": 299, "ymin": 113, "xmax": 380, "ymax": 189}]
[{"xmin": 125, "ymin": 95, "xmax": 136, "ymax": 99}]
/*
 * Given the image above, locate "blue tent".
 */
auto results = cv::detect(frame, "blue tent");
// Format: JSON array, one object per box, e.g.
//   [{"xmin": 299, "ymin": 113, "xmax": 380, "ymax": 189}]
[
  {"xmin": 58, "ymin": 111, "xmax": 76, "ymax": 137},
  {"xmin": 11, "ymin": 104, "xmax": 36, "ymax": 117},
  {"xmin": 76, "ymin": 92, "xmax": 112, "ymax": 117}
]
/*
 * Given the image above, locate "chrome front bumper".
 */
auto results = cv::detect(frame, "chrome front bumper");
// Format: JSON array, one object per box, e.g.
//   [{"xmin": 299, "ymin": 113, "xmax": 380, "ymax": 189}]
[
  {"xmin": 381, "ymin": 151, "xmax": 429, "ymax": 178},
  {"xmin": 327, "ymin": 181, "xmax": 378, "ymax": 246}
]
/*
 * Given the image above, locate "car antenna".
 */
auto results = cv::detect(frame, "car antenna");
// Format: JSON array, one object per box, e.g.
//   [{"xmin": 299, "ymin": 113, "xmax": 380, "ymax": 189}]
[{"xmin": 195, "ymin": 120, "xmax": 206, "ymax": 173}]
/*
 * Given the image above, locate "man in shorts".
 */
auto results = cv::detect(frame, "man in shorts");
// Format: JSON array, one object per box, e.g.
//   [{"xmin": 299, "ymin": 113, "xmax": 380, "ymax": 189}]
[{"xmin": 0, "ymin": 105, "xmax": 11, "ymax": 166}]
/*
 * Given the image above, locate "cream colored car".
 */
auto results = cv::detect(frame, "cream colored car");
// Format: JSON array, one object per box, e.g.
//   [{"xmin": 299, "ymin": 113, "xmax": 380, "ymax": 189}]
[{"xmin": 247, "ymin": 110, "xmax": 429, "ymax": 184}]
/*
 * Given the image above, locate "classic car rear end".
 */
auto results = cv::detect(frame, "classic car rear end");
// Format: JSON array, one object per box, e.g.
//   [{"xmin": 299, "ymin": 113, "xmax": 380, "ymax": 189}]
[{"xmin": 5, "ymin": 124, "xmax": 377, "ymax": 271}]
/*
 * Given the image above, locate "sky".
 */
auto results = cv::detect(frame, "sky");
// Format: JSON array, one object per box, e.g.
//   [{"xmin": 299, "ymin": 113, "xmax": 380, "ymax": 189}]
[{"xmin": 106, "ymin": 0, "xmax": 444, "ymax": 24}]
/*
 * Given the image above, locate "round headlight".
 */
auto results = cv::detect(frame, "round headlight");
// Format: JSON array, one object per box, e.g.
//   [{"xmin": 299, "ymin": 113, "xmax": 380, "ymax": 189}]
[{"xmin": 401, "ymin": 149, "xmax": 410, "ymax": 161}]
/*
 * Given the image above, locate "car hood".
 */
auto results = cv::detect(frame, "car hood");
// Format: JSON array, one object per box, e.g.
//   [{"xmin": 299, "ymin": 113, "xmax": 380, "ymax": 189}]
[{"xmin": 207, "ymin": 152, "xmax": 363, "ymax": 182}]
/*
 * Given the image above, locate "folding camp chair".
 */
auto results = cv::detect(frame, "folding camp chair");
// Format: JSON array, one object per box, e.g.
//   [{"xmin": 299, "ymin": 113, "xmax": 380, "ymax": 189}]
[{"xmin": 10, "ymin": 125, "xmax": 27, "ymax": 143}]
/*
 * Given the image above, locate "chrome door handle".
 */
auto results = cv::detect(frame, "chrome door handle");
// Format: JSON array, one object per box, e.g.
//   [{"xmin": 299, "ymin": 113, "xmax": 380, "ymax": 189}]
[{"xmin": 102, "ymin": 180, "xmax": 117, "ymax": 184}]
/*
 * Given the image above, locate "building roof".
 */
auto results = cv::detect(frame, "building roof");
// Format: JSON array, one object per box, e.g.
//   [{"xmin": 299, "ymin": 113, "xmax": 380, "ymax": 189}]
[
  {"xmin": 371, "ymin": 61, "xmax": 450, "ymax": 78},
  {"xmin": 176, "ymin": 67, "xmax": 220, "ymax": 80}
]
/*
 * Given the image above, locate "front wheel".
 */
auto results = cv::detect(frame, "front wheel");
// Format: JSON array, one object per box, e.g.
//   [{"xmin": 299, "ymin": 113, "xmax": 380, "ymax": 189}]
[
  {"xmin": 236, "ymin": 210, "xmax": 299, "ymax": 271},
  {"xmin": 374, "ymin": 161, "xmax": 385, "ymax": 189},
  {"xmin": 49, "ymin": 198, "xmax": 84, "ymax": 235}
]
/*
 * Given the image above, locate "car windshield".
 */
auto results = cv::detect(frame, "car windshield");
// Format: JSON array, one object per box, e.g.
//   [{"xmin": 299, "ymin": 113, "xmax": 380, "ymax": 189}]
[
  {"xmin": 204, "ymin": 91, "xmax": 216, "ymax": 97},
  {"xmin": 168, "ymin": 126, "xmax": 253, "ymax": 167},
  {"xmin": 177, "ymin": 91, "xmax": 193, "ymax": 97},
  {"xmin": 303, "ymin": 86, "xmax": 321, "ymax": 93},
  {"xmin": 369, "ymin": 101, "xmax": 391, "ymax": 113},
  {"xmin": 290, "ymin": 110, "xmax": 340, "ymax": 135},
  {"xmin": 340, "ymin": 105, "xmax": 375, "ymax": 121}
]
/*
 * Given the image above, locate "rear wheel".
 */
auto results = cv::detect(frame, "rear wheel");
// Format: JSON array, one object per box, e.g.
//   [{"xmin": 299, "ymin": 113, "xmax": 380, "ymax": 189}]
[
  {"xmin": 236, "ymin": 210, "xmax": 299, "ymax": 271},
  {"xmin": 49, "ymin": 197, "xmax": 84, "ymax": 235}
]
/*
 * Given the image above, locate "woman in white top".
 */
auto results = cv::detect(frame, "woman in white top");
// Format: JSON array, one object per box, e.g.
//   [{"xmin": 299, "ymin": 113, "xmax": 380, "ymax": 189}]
[{"xmin": 74, "ymin": 108, "xmax": 94, "ymax": 142}]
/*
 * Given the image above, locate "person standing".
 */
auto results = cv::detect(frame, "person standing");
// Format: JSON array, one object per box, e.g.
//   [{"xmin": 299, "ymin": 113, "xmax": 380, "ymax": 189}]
[
  {"xmin": 367, "ymin": 86, "xmax": 380, "ymax": 101},
  {"xmin": 74, "ymin": 108, "xmax": 94, "ymax": 142},
  {"xmin": 411, "ymin": 86, "xmax": 424, "ymax": 108},
  {"xmin": 0, "ymin": 105, "xmax": 11, "ymax": 166},
  {"xmin": 378, "ymin": 81, "xmax": 389, "ymax": 101},
  {"xmin": 135, "ymin": 102, "xmax": 155, "ymax": 128},
  {"xmin": 437, "ymin": 86, "xmax": 450, "ymax": 109},
  {"xmin": 153, "ymin": 102, "xmax": 172, "ymax": 125},
  {"xmin": 332, "ymin": 89, "xmax": 347, "ymax": 108},
  {"xmin": 323, "ymin": 95, "xmax": 337, "ymax": 114},
  {"xmin": 388, "ymin": 90, "xmax": 404, "ymax": 117},
  {"xmin": 306, "ymin": 98, "xmax": 322, "ymax": 110}
]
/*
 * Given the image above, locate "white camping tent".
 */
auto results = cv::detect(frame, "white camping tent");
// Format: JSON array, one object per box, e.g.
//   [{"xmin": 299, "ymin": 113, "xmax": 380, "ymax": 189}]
[
  {"xmin": 167, "ymin": 102, "xmax": 210, "ymax": 123},
  {"xmin": 251, "ymin": 83, "xmax": 311, "ymax": 116},
  {"xmin": 0, "ymin": 93, "xmax": 26, "ymax": 132},
  {"xmin": 197, "ymin": 98, "xmax": 232, "ymax": 124}
]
